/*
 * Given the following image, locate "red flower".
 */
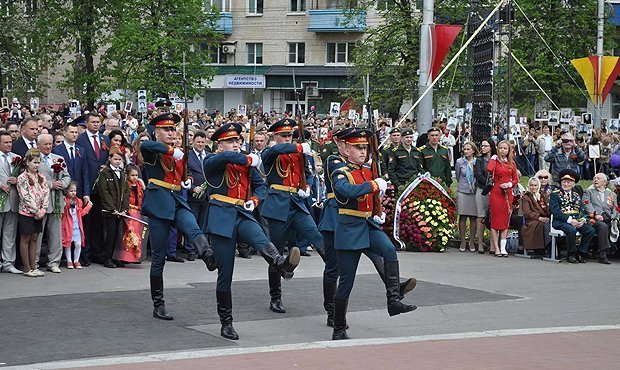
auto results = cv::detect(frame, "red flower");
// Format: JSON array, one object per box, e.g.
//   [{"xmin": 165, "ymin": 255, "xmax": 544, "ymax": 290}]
[
  {"xmin": 590, "ymin": 219, "xmax": 596, "ymax": 224},
  {"xmin": 616, "ymin": 206, "xmax": 620, "ymax": 212},
  {"xmin": 10, "ymin": 156, "xmax": 21, "ymax": 166},
  {"xmin": 583, "ymin": 200, "xmax": 589, "ymax": 204}
]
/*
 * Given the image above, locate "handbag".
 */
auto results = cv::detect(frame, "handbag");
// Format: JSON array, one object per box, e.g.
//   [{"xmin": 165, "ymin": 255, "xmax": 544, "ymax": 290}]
[{"xmin": 481, "ymin": 171, "xmax": 494, "ymax": 196}]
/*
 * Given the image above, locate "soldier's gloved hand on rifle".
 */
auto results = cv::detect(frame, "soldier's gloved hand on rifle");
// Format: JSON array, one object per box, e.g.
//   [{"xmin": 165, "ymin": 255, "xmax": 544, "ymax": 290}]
[
  {"xmin": 181, "ymin": 179, "xmax": 192, "ymax": 189},
  {"xmin": 173, "ymin": 148, "xmax": 184, "ymax": 161},
  {"xmin": 301, "ymin": 143, "xmax": 312, "ymax": 154},
  {"xmin": 372, "ymin": 212, "xmax": 386, "ymax": 225},
  {"xmin": 243, "ymin": 200, "xmax": 255, "ymax": 212},
  {"xmin": 297, "ymin": 186, "xmax": 311, "ymax": 198},
  {"xmin": 374, "ymin": 177, "xmax": 388, "ymax": 196},
  {"xmin": 248, "ymin": 153, "xmax": 262, "ymax": 167}
]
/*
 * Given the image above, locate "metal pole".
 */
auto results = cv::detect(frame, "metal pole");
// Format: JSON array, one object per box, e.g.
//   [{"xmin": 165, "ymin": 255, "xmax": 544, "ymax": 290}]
[
  {"xmin": 417, "ymin": 0, "xmax": 434, "ymax": 134},
  {"xmin": 594, "ymin": 0, "xmax": 605, "ymax": 129},
  {"xmin": 506, "ymin": 0, "xmax": 512, "ymax": 138}
]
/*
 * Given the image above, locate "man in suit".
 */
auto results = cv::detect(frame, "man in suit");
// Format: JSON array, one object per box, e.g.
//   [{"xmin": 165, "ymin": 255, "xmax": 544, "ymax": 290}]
[
  {"xmin": 52, "ymin": 121, "xmax": 90, "ymax": 202},
  {"xmin": 35, "ymin": 134, "xmax": 72, "ymax": 273},
  {"xmin": 0, "ymin": 131, "xmax": 22, "ymax": 274},
  {"xmin": 11, "ymin": 117, "xmax": 39, "ymax": 157},
  {"xmin": 76, "ymin": 112, "xmax": 110, "ymax": 265},
  {"xmin": 186, "ymin": 130, "xmax": 209, "ymax": 261},
  {"xmin": 582, "ymin": 172, "xmax": 616, "ymax": 264}
]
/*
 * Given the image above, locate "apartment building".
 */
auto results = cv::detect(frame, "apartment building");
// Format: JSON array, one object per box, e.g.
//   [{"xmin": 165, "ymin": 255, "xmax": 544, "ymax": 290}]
[{"xmin": 197, "ymin": 0, "xmax": 382, "ymax": 115}]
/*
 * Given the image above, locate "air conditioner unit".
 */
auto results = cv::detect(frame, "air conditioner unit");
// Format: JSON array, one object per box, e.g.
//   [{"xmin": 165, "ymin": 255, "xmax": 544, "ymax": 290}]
[
  {"xmin": 222, "ymin": 45, "xmax": 236, "ymax": 54},
  {"xmin": 306, "ymin": 86, "xmax": 320, "ymax": 98}
]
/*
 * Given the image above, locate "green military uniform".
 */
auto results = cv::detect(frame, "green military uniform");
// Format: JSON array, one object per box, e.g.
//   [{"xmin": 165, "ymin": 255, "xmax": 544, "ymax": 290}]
[
  {"xmin": 387, "ymin": 144, "xmax": 422, "ymax": 188},
  {"xmin": 311, "ymin": 139, "xmax": 321, "ymax": 154},
  {"xmin": 418, "ymin": 144, "xmax": 452, "ymax": 186},
  {"xmin": 380, "ymin": 143, "xmax": 396, "ymax": 176},
  {"xmin": 320, "ymin": 140, "xmax": 339, "ymax": 163}
]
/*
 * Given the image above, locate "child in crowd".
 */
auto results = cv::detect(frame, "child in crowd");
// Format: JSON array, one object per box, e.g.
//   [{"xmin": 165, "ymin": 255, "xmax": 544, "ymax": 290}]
[
  {"xmin": 17, "ymin": 149, "xmax": 49, "ymax": 278},
  {"xmin": 99, "ymin": 145, "xmax": 130, "ymax": 268},
  {"xmin": 61, "ymin": 181, "xmax": 92, "ymax": 269},
  {"xmin": 115, "ymin": 165, "xmax": 146, "ymax": 263}
]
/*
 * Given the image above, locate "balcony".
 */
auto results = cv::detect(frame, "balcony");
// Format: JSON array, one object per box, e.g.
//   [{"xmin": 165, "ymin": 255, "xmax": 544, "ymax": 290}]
[
  {"xmin": 214, "ymin": 12, "xmax": 233, "ymax": 35},
  {"xmin": 307, "ymin": 9, "xmax": 366, "ymax": 33}
]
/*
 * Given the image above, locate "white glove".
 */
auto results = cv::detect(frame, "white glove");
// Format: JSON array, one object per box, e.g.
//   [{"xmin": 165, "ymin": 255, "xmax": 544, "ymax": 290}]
[
  {"xmin": 500, "ymin": 181, "xmax": 512, "ymax": 189},
  {"xmin": 181, "ymin": 179, "xmax": 192, "ymax": 189},
  {"xmin": 173, "ymin": 148, "xmax": 184, "ymax": 161},
  {"xmin": 373, "ymin": 213, "xmax": 386, "ymax": 225},
  {"xmin": 243, "ymin": 200, "xmax": 255, "ymax": 212},
  {"xmin": 297, "ymin": 187, "xmax": 311, "ymax": 198},
  {"xmin": 374, "ymin": 178, "xmax": 388, "ymax": 193},
  {"xmin": 248, "ymin": 153, "xmax": 261, "ymax": 167},
  {"xmin": 301, "ymin": 142, "xmax": 312, "ymax": 154}
]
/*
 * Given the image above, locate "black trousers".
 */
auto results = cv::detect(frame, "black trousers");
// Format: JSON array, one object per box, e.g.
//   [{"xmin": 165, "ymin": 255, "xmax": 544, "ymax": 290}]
[{"xmin": 102, "ymin": 215, "xmax": 122, "ymax": 262}]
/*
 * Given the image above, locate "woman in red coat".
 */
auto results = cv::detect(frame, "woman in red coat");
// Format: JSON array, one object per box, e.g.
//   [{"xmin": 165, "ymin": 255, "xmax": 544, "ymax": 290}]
[{"xmin": 487, "ymin": 140, "xmax": 519, "ymax": 257}]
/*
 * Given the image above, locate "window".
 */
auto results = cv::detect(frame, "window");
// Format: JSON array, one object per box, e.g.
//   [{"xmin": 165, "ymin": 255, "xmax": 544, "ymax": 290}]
[
  {"xmin": 288, "ymin": 42, "xmax": 305, "ymax": 64},
  {"xmin": 200, "ymin": 43, "xmax": 227, "ymax": 64},
  {"xmin": 206, "ymin": 0, "xmax": 230, "ymax": 12},
  {"xmin": 290, "ymin": 0, "xmax": 305, "ymax": 12},
  {"xmin": 326, "ymin": 42, "xmax": 356, "ymax": 64},
  {"xmin": 247, "ymin": 43, "xmax": 263, "ymax": 65},
  {"xmin": 248, "ymin": 0, "xmax": 263, "ymax": 14},
  {"xmin": 327, "ymin": 0, "xmax": 357, "ymax": 9}
]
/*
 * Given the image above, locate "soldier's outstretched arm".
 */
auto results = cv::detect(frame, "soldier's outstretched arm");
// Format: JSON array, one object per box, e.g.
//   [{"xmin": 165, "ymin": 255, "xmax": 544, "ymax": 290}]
[
  {"xmin": 261, "ymin": 143, "xmax": 301, "ymax": 165},
  {"xmin": 140, "ymin": 140, "xmax": 173, "ymax": 155},
  {"xmin": 204, "ymin": 151, "xmax": 252, "ymax": 172}
]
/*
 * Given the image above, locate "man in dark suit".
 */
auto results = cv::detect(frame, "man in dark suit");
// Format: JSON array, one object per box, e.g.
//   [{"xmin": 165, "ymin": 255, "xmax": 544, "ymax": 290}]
[
  {"xmin": 186, "ymin": 130, "xmax": 209, "ymax": 261},
  {"xmin": 76, "ymin": 112, "xmax": 110, "ymax": 265},
  {"xmin": 52, "ymin": 121, "xmax": 90, "ymax": 202},
  {"xmin": 11, "ymin": 117, "xmax": 39, "ymax": 157}
]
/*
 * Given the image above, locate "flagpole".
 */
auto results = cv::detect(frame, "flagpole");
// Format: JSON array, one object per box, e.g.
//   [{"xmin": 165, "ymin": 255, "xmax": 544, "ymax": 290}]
[{"xmin": 594, "ymin": 0, "xmax": 604, "ymax": 129}]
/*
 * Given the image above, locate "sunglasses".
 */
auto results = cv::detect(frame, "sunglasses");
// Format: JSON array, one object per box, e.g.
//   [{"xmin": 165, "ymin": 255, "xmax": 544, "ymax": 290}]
[
  {"xmin": 561, "ymin": 139, "xmax": 573, "ymax": 143},
  {"xmin": 537, "ymin": 176, "xmax": 549, "ymax": 179}
]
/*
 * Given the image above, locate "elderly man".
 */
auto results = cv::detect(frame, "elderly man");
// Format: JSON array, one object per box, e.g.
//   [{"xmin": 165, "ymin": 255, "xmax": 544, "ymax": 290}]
[
  {"xmin": 36, "ymin": 134, "xmax": 72, "ymax": 273},
  {"xmin": 582, "ymin": 173, "xmax": 615, "ymax": 264},
  {"xmin": 550, "ymin": 169, "xmax": 596, "ymax": 264},
  {"xmin": 545, "ymin": 133, "xmax": 585, "ymax": 183}
]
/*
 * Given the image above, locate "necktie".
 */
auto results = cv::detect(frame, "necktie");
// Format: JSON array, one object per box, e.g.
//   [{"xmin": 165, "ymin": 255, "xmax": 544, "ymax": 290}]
[
  {"xmin": 92, "ymin": 135, "xmax": 100, "ymax": 159},
  {"xmin": 199, "ymin": 152, "xmax": 204, "ymax": 162},
  {"xmin": 69, "ymin": 147, "xmax": 74, "ymax": 161},
  {"xmin": 44, "ymin": 155, "xmax": 51, "ymax": 168},
  {"xmin": 2, "ymin": 154, "xmax": 9, "ymax": 172},
  {"xmin": 29, "ymin": 141, "xmax": 35, "ymax": 148}
]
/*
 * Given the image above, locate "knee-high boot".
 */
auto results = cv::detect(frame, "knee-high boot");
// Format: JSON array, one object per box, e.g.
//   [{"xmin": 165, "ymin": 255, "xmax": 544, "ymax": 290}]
[
  {"xmin": 332, "ymin": 297, "xmax": 350, "ymax": 340},
  {"xmin": 373, "ymin": 257, "xmax": 417, "ymax": 299},
  {"xmin": 194, "ymin": 234, "xmax": 216, "ymax": 271},
  {"xmin": 150, "ymin": 275, "xmax": 173, "ymax": 320},
  {"xmin": 260, "ymin": 243, "xmax": 300, "ymax": 280},
  {"xmin": 385, "ymin": 261, "xmax": 417, "ymax": 317},
  {"xmin": 216, "ymin": 291, "xmax": 239, "ymax": 340},
  {"xmin": 323, "ymin": 280, "xmax": 337, "ymax": 327},
  {"xmin": 268, "ymin": 267, "xmax": 285, "ymax": 313}
]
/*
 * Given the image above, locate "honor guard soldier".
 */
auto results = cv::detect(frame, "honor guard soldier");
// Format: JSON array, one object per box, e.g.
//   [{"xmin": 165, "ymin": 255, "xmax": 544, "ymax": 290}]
[
  {"xmin": 386, "ymin": 128, "xmax": 422, "ymax": 190},
  {"xmin": 549, "ymin": 169, "xmax": 596, "ymax": 263},
  {"xmin": 141, "ymin": 113, "xmax": 215, "ymax": 321},
  {"xmin": 418, "ymin": 127, "xmax": 452, "ymax": 186},
  {"xmin": 204, "ymin": 123, "xmax": 300, "ymax": 340},
  {"xmin": 318, "ymin": 127, "xmax": 416, "ymax": 328},
  {"xmin": 261, "ymin": 118, "xmax": 326, "ymax": 314},
  {"xmin": 331, "ymin": 128, "xmax": 416, "ymax": 340}
]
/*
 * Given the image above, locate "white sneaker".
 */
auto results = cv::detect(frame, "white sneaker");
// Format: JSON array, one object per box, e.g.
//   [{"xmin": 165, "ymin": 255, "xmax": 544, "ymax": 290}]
[
  {"xmin": 48, "ymin": 266, "xmax": 61, "ymax": 273},
  {"xmin": 33, "ymin": 269, "xmax": 45, "ymax": 277},
  {"xmin": 3, "ymin": 265, "xmax": 23, "ymax": 274},
  {"xmin": 23, "ymin": 270, "xmax": 37, "ymax": 277}
]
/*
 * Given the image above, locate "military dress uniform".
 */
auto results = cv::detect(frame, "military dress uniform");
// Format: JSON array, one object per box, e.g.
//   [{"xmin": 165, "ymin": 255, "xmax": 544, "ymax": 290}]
[
  {"xmin": 204, "ymin": 123, "xmax": 300, "ymax": 340},
  {"xmin": 330, "ymin": 129, "xmax": 416, "ymax": 340},
  {"xmin": 549, "ymin": 169, "xmax": 596, "ymax": 263},
  {"xmin": 387, "ymin": 129, "xmax": 422, "ymax": 189},
  {"xmin": 261, "ymin": 119, "xmax": 326, "ymax": 313},
  {"xmin": 418, "ymin": 143, "xmax": 452, "ymax": 186},
  {"xmin": 141, "ymin": 113, "xmax": 214, "ymax": 321}
]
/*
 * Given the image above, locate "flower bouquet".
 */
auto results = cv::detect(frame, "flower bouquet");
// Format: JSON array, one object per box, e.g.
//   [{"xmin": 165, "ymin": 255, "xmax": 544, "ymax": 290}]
[
  {"xmin": 50, "ymin": 158, "xmax": 66, "ymax": 217},
  {"xmin": 0, "ymin": 155, "xmax": 24, "ymax": 209},
  {"xmin": 391, "ymin": 173, "xmax": 456, "ymax": 252}
]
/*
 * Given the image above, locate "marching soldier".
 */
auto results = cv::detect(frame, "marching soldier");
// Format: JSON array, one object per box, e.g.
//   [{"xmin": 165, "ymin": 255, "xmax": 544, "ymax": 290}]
[
  {"xmin": 549, "ymin": 169, "xmax": 596, "ymax": 263},
  {"xmin": 318, "ymin": 128, "xmax": 416, "ymax": 328},
  {"xmin": 261, "ymin": 118, "xmax": 326, "ymax": 314},
  {"xmin": 418, "ymin": 127, "xmax": 452, "ymax": 186},
  {"xmin": 386, "ymin": 128, "xmax": 421, "ymax": 190},
  {"xmin": 141, "ymin": 113, "xmax": 215, "ymax": 321},
  {"xmin": 330, "ymin": 128, "xmax": 417, "ymax": 340},
  {"xmin": 203, "ymin": 123, "xmax": 300, "ymax": 340}
]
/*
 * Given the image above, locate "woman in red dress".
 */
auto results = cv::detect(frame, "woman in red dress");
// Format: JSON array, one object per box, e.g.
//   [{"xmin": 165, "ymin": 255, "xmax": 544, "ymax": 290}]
[{"xmin": 487, "ymin": 140, "xmax": 519, "ymax": 257}]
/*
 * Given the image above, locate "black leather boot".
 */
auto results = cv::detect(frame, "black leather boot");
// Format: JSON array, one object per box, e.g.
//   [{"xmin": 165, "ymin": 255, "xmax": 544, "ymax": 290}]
[
  {"xmin": 599, "ymin": 250, "xmax": 612, "ymax": 264},
  {"xmin": 323, "ymin": 280, "xmax": 336, "ymax": 327},
  {"xmin": 194, "ymin": 234, "xmax": 216, "ymax": 271},
  {"xmin": 567, "ymin": 252, "xmax": 578, "ymax": 263},
  {"xmin": 150, "ymin": 275, "xmax": 173, "ymax": 320},
  {"xmin": 373, "ymin": 256, "xmax": 417, "ymax": 299},
  {"xmin": 216, "ymin": 291, "xmax": 239, "ymax": 340},
  {"xmin": 332, "ymin": 298, "xmax": 350, "ymax": 340},
  {"xmin": 260, "ymin": 243, "xmax": 300, "ymax": 280},
  {"xmin": 237, "ymin": 243, "xmax": 251, "ymax": 259},
  {"xmin": 385, "ymin": 261, "xmax": 417, "ymax": 317},
  {"xmin": 268, "ymin": 268, "xmax": 286, "ymax": 313},
  {"xmin": 577, "ymin": 252, "xmax": 587, "ymax": 263}
]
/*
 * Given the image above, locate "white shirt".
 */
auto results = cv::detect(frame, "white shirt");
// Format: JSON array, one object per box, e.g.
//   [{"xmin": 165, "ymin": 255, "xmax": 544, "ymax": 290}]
[
  {"xmin": 88, "ymin": 131, "xmax": 100, "ymax": 151},
  {"xmin": 110, "ymin": 165, "xmax": 122, "ymax": 179},
  {"xmin": 193, "ymin": 148, "xmax": 206, "ymax": 162},
  {"xmin": 63, "ymin": 141, "xmax": 76, "ymax": 160},
  {"xmin": 542, "ymin": 134, "xmax": 553, "ymax": 152}
]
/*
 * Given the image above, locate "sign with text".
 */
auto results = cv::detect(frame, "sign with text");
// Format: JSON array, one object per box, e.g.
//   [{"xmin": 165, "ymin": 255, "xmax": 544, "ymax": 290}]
[{"xmin": 225, "ymin": 75, "xmax": 265, "ymax": 88}]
